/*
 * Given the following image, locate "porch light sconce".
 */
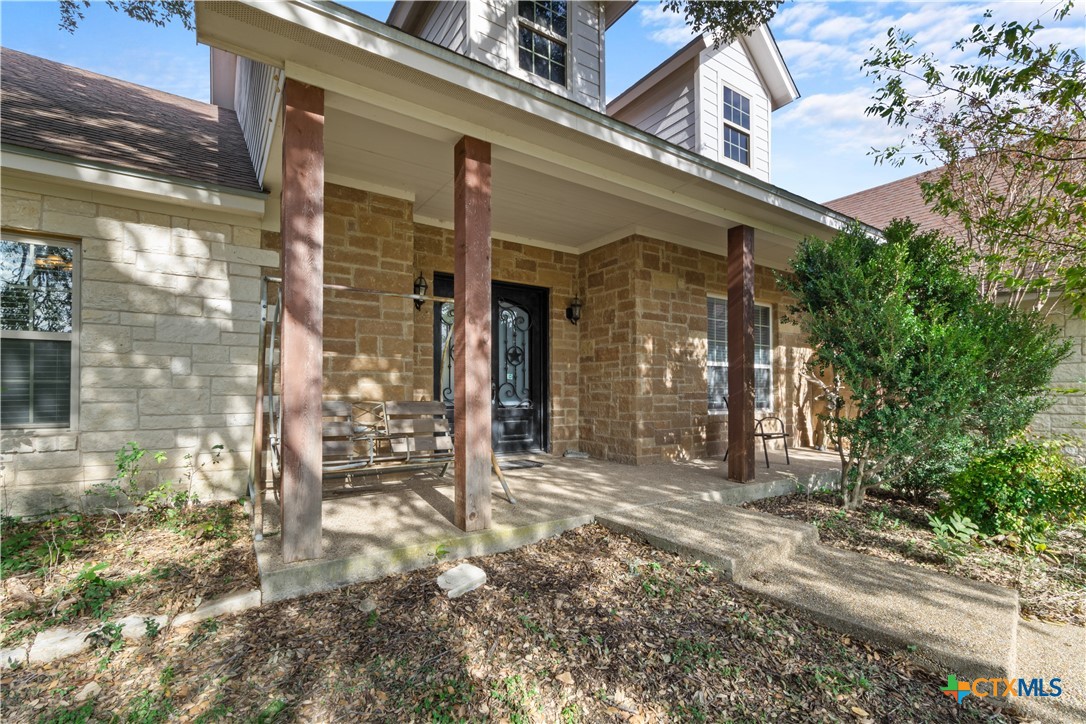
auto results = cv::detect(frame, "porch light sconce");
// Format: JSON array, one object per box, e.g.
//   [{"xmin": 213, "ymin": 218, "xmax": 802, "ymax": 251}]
[
  {"xmin": 565, "ymin": 296, "xmax": 582, "ymax": 325},
  {"xmin": 413, "ymin": 273, "xmax": 428, "ymax": 311}
]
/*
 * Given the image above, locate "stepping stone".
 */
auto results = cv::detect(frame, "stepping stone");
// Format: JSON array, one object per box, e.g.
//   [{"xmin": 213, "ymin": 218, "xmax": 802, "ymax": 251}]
[{"xmin": 437, "ymin": 563, "xmax": 487, "ymax": 598}]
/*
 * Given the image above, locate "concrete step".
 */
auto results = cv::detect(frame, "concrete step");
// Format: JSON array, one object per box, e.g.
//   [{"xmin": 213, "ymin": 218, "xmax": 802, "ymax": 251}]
[
  {"xmin": 1010, "ymin": 619, "xmax": 1085, "ymax": 722},
  {"xmin": 741, "ymin": 545, "xmax": 1019, "ymax": 681},
  {"xmin": 598, "ymin": 499, "xmax": 819, "ymax": 583}
]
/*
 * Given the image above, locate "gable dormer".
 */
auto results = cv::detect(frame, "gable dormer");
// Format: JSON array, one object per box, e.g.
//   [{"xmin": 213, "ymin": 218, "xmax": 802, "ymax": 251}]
[
  {"xmin": 608, "ymin": 26, "xmax": 798, "ymax": 182},
  {"xmin": 388, "ymin": 1, "xmax": 634, "ymax": 113}
]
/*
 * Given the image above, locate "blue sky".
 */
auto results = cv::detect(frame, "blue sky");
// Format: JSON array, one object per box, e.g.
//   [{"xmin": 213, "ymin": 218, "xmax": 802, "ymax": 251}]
[{"xmin": 1, "ymin": 1, "xmax": 1082, "ymax": 201}]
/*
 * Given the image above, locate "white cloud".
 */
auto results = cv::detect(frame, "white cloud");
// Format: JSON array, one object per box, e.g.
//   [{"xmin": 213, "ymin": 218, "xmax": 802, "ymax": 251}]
[
  {"xmin": 809, "ymin": 15, "xmax": 872, "ymax": 42},
  {"xmin": 773, "ymin": 2, "xmax": 830, "ymax": 35},
  {"xmin": 776, "ymin": 39, "xmax": 862, "ymax": 79},
  {"xmin": 637, "ymin": 5, "xmax": 698, "ymax": 49}
]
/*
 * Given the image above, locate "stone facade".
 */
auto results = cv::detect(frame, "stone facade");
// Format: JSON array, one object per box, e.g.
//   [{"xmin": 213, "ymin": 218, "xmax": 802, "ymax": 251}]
[
  {"xmin": 1031, "ymin": 302, "xmax": 1086, "ymax": 463},
  {"xmin": 1, "ymin": 182, "xmax": 273, "ymax": 517},
  {"xmin": 4, "ymin": 180, "xmax": 819, "ymax": 516},
  {"xmin": 578, "ymin": 235, "xmax": 812, "ymax": 464}
]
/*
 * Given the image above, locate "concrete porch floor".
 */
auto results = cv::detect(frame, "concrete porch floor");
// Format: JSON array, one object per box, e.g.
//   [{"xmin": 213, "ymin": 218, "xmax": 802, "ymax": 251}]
[{"xmin": 254, "ymin": 448, "xmax": 840, "ymax": 602}]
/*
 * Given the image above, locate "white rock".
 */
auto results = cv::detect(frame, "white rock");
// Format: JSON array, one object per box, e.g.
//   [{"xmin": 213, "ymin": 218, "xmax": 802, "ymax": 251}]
[
  {"xmin": 436, "ymin": 563, "xmax": 487, "ymax": 599},
  {"xmin": 173, "ymin": 589, "xmax": 261, "ymax": 627},
  {"xmin": 74, "ymin": 681, "xmax": 102, "ymax": 702},
  {"xmin": 0, "ymin": 646, "xmax": 28, "ymax": 669},
  {"xmin": 115, "ymin": 614, "xmax": 168, "ymax": 641},
  {"xmin": 28, "ymin": 627, "xmax": 90, "ymax": 664}
]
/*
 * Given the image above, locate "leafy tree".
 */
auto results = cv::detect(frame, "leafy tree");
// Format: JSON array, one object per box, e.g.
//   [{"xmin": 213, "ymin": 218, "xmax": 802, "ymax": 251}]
[
  {"xmin": 865, "ymin": 0, "xmax": 1086, "ymax": 316},
  {"xmin": 779, "ymin": 220, "xmax": 1068, "ymax": 509},
  {"xmin": 58, "ymin": 0, "xmax": 192, "ymax": 33},
  {"xmin": 661, "ymin": 0, "xmax": 784, "ymax": 46}
]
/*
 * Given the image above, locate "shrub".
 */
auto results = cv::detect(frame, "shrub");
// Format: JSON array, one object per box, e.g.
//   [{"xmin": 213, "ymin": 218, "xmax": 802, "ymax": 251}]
[
  {"xmin": 946, "ymin": 439, "xmax": 1086, "ymax": 548},
  {"xmin": 779, "ymin": 220, "xmax": 1069, "ymax": 508}
]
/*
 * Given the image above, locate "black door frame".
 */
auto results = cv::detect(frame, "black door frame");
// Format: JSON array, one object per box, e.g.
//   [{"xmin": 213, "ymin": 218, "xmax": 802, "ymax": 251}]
[{"xmin": 432, "ymin": 273, "xmax": 549, "ymax": 454}]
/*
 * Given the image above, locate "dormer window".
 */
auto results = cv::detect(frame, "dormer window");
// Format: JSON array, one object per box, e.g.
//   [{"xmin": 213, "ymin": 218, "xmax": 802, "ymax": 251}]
[
  {"xmin": 722, "ymin": 86, "xmax": 751, "ymax": 166},
  {"xmin": 517, "ymin": 1, "xmax": 567, "ymax": 86}
]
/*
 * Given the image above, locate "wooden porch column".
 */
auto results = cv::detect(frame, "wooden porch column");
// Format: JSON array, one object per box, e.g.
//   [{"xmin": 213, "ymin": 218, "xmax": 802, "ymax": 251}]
[
  {"xmin": 727, "ymin": 224, "xmax": 756, "ymax": 482},
  {"xmin": 280, "ymin": 79, "xmax": 325, "ymax": 562},
  {"xmin": 453, "ymin": 136, "xmax": 493, "ymax": 531}
]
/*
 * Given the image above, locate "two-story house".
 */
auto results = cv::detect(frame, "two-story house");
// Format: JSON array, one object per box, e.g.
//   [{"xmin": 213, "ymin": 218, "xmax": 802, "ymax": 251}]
[{"xmin": 1, "ymin": 1, "xmax": 858, "ymax": 563}]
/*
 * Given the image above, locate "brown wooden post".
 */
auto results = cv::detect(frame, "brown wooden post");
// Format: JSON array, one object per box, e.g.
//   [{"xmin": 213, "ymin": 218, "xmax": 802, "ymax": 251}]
[
  {"xmin": 727, "ymin": 224, "xmax": 756, "ymax": 482},
  {"xmin": 280, "ymin": 79, "xmax": 325, "ymax": 562},
  {"xmin": 453, "ymin": 136, "xmax": 493, "ymax": 531}
]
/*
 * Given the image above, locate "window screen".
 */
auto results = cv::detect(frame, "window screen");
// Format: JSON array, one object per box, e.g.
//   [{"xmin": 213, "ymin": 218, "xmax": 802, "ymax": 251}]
[{"xmin": 707, "ymin": 298, "xmax": 773, "ymax": 412}]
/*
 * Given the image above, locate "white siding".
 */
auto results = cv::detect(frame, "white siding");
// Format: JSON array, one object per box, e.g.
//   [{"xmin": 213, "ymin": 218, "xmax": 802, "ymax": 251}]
[
  {"xmin": 467, "ymin": 0, "xmax": 605, "ymax": 113},
  {"xmin": 611, "ymin": 62, "xmax": 697, "ymax": 151},
  {"xmin": 419, "ymin": 1, "xmax": 468, "ymax": 54},
  {"xmin": 696, "ymin": 41, "xmax": 771, "ymax": 181},
  {"xmin": 234, "ymin": 57, "xmax": 283, "ymax": 187}
]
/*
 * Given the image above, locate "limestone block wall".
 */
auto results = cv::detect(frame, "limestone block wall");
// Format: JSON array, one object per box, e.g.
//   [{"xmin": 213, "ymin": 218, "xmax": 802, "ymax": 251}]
[
  {"xmin": 578, "ymin": 234, "xmax": 813, "ymax": 464},
  {"xmin": 1031, "ymin": 303, "xmax": 1086, "ymax": 463},
  {"xmin": 0, "ymin": 183, "xmax": 272, "ymax": 517},
  {"xmin": 262, "ymin": 184, "xmax": 416, "ymax": 403}
]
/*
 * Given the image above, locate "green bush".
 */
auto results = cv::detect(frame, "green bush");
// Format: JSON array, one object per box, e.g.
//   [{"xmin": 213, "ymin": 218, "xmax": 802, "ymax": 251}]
[{"xmin": 946, "ymin": 439, "xmax": 1086, "ymax": 548}]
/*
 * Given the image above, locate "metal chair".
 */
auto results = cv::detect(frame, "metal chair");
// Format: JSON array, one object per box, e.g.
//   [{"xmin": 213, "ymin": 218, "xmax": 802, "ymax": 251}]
[{"xmin": 720, "ymin": 398, "xmax": 791, "ymax": 468}]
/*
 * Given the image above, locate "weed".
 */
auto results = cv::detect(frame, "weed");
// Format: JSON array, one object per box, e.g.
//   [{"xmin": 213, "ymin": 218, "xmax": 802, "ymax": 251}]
[
  {"xmin": 252, "ymin": 698, "xmax": 288, "ymax": 723},
  {"xmin": 64, "ymin": 562, "xmax": 141, "ymax": 621},
  {"xmin": 86, "ymin": 621, "xmax": 124, "ymax": 670},
  {"xmin": 144, "ymin": 617, "xmax": 161, "ymax": 640},
  {"xmin": 671, "ymin": 638, "xmax": 723, "ymax": 673},
  {"xmin": 35, "ymin": 701, "xmax": 95, "ymax": 724},
  {"xmin": 366, "ymin": 609, "xmax": 379, "ymax": 628},
  {"xmin": 672, "ymin": 701, "xmax": 708, "ymax": 722},
  {"xmin": 490, "ymin": 675, "xmax": 539, "ymax": 724},
  {"xmin": 1, "ymin": 514, "xmax": 87, "ymax": 578},
  {"xmin": 413, "ymin": 676, "xmax": 474, "ymax": 722},
  {"xmin": 810, "ymin": 665, "xmax": 872, "ymax": 696},
  {"xmin": 560, "ymin": 702, "xmax": 581, "ymax": 724},
  {"xmin": 928, "ymin": 512, "xmax": 980, "ymax": 564},
  {"xmin": 431, "ymin": 543, "xmax": 450, "ymax": 562},
  {"xmin": 518, "ymin": 614, "xmax": 543, "ymax": 635},
  {"xmin": 125, "ymin": 688, "xmax": 174, "ymax": 724},
  {"xmin": 187, "ymin": 619, "xmax": 219, "ymax": 648}
]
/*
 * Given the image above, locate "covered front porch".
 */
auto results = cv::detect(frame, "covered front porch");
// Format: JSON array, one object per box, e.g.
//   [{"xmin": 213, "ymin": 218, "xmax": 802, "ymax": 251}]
[
  {"xmin": 253, "ymin": 449, "xmax": 840, "ymax": 601},
  {"xmin": 196, "ymin": 2, "xmax": 855, "ymax": 564}
]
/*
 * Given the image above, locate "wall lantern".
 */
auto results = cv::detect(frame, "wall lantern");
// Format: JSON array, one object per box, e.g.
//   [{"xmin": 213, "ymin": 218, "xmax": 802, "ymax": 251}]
[
  {"xmin": 565, "ymin": 296, "xmax": 582, "ymax": 325},
  {"xmin": 413, "ymin": 273, "xmax": 428, "ymax": 311}
]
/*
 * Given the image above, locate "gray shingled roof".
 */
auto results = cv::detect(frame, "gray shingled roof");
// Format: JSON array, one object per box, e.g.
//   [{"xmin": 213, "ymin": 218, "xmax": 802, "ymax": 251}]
[
  {"xmin": 1, "ymin": 47, "xmax": 261, "ymax": 193},
  {"xmin": 824, "ymin": 169, "xmax": 961, "ymax": 238}
]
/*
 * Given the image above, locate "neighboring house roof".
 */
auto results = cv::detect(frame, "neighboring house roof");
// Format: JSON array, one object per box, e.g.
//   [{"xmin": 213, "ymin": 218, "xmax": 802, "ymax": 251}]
[
  {"xmin": 0, "ymin": 47, "xmax": 261, "ymax": 193},
  {"xmin": 607, "ymin": 25, "xmax": 800, "ymax": 117},
  {"xmin": 823, "ymin": 168, "xmax": 961, "ymax": 237}
]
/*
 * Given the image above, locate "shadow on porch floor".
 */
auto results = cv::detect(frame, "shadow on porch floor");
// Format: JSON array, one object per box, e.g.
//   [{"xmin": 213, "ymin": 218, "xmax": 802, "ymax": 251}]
[{"xmin": 253, "ymin": 448, "xmax": 840, "ymax": 602}]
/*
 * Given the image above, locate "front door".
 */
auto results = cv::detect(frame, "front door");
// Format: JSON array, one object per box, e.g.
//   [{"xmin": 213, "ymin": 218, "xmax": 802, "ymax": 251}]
[{"xmin": 433, "ymin": 275, "xmax": 548, "ymax": 454}]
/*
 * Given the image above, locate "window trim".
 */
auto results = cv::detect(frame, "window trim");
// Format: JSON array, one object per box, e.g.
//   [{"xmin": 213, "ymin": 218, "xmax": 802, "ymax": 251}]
[
  {"xmin": 0, "ymin": 232, "xmax": 80, "ymax": 431},
  {"xmin": 515, "ymin": 1, "xmax": 569, "ymax": 88},
  {"xmin": 706, "ymin": 294, "xmax": 773, "ymax": 414},
  {"xmin": 721, "ymin": 85, "xmax": 751, "ymax": 166}
]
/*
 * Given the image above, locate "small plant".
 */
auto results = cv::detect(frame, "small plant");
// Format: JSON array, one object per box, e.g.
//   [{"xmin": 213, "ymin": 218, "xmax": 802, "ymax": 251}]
[
  {"xmin": 946, "ymin": 439, "xmax": 1086, "ymax": 550},
  {"xmin": 927, "ymin": 512, "xmax": 980, "ymax": 564},
  {"xmin": 431, "ymin": 543, "xmax": 450, "ymax": 562},
  {"xmin": 65, "ymin": 562, "xmax": 139, "ymax": 621},
  {"xmin": 143, "ymin": 617, "xmax": 161, "ymax": 640},
  {"xmin": 86, "ymin": 620, "xmax": 124, "ymax": 670},
  {"xmin": 186, "ymin": 618, "xmax": 220, "ymax": 649}
]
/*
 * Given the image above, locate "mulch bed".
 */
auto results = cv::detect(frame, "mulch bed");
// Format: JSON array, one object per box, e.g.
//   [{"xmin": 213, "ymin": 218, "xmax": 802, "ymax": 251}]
[
  {"xmin": 2, "ymin": 525, "xmax": 1014, "ymax": 722},
  {"xmin": 746, "ymin": 491, "xmax": 1086, "ymax": 627},
  {"xmin": 0, "ymin": 502, "xmax": 257, "ymax": 648}
]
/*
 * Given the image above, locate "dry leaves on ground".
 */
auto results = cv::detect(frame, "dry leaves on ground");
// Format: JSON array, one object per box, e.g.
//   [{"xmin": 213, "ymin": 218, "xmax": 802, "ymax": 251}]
[{"xmin": 3, "ymin": 525, "xmax": 1016, "ymax": 723}]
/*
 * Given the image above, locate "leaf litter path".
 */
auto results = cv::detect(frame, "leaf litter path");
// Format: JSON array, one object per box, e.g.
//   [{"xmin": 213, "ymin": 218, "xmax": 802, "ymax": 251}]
[{"xmin": 3, "ymin": 525, "xmax": 1015, "ymax": 722}]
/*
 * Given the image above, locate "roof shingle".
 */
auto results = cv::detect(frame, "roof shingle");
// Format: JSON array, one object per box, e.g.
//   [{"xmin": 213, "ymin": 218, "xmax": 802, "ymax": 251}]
[
  {"xmin": 824, "ymin": 169, "xmax": 961, "ymax": 238},
  {"xmin": 1, "ymin": 47, "xmax": 261, "ymax": 193}
]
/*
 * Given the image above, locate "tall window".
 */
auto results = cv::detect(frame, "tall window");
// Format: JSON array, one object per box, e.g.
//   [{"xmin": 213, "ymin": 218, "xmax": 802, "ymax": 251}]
[
  {"xmin": 721, "ymin": 86, "xmax": 751, "ymax": 166},
  {"xmin": 0, "ymin": 235, "xmax": 79, "ymax": 428},
  {"xmin": 517, "ymin": 1, "xmax": 567, "ymax": 85},
  {"xmin": 707, "ymin": 297, "xmax": 772, "ymax": 412}
]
